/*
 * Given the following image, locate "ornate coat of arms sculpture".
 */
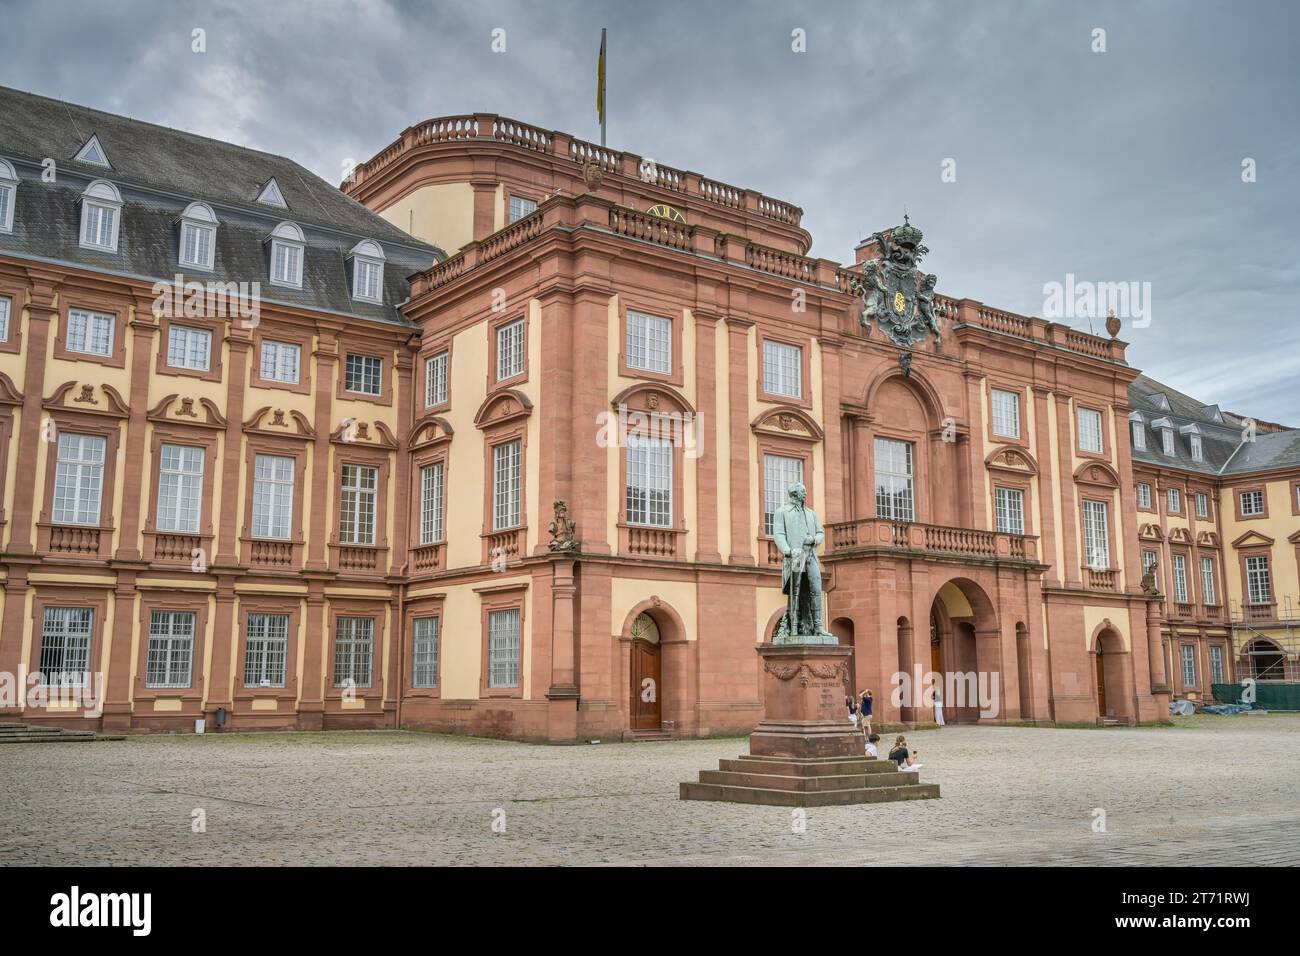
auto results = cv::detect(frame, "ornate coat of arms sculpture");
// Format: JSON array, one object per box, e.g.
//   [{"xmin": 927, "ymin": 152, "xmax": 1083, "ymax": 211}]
[{"xmin": 853, "ymin": 216, "xmax": 942, "ymax": 349}]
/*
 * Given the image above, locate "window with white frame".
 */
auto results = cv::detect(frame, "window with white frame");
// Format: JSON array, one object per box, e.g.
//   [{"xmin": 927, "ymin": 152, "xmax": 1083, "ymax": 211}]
[
  {"xmin": 166, "ymin": 324, "xmax": 212, "ymax": 371},
  {"xmin": 259, "ymin": 340, "xmax": 300, "ymax": 384},
  {"xmin": 1195, "ymin": 493, "xmax": 1209, "ymax": 518},
  {"xmin": 1181, "ymin": 644, "xmax": 1197, "ymax": 687},
  {"xmin": 79, "ymin": 180, "xmax": 121, "ymax": 251},
  {"xmin": 420, "ymin": 462, "xmax": 445, "ymax": 544},
  {"xmin": 991, "ymin": 389, "xmax": 1021, "ymax": 439},
  {"xmin": 1167, "ymin": 488, "xmax": 1181, "ymax": 513},
  {"xmin": 487, "ymin": 607, "xmax": 521, "ymax": 688},
  {"xmin": 425, "ymin": 351, "xmax": 448, "ymax": 407},
  {"xmin": 178, "ymin": 202, "xmax": 217, "ymax": 270},
  {"xmin": 1081, "ymin": 499, "xmax": 1110, "ymax": 569},
  {"xmin": 1240, "ymin": 490, "xmax": 1265, "ymax": 516},
  {"xmin": 243, "ymin": 613, "xmax": 289, "ymax": 687},
  {"xmin": 995, "ymin": 487, "xmax": 1025, "ymax": 535},
  {"xmin": 1161, "ymin": 427, "xmax": 1175, "ymax": 457},
  {"xmin": 1172, "ymin": 553, "xmax": 1189, "ymax": 603},
  {"xmin": 1189, "ymin": 433, "xmax": 1203, "ymax": 463},
  {"xmin": 66, "ymin": 308, "xmax": 115, "ymax": 356},
  {"xmin": 1077, "ymin": 407, "xmax": 1103, "ymax": 453},
  {"xmin": 626, "ymin": 311, "xmax": 672, "ymax": 374},
  {"xmin": 762, "ymin": 340, "xmax": 802, "ymax": 399},
  {"xmin": 1130, "ymin": 418, "xmax": 1146, "ymax": 451},
  {"xmin": 1137, "ymin": 483, "xmax": 1152, "ymax": 509},
  {"xmin": 338, "ymin": 464, "xmax": 377, "ymax": 545},
  {"xmin": 1201, "ymin": 556, "xmax": 1216, "ymax": 605},
  {"xmin": 874, "ymin": 438, "xmax": 915, "ymax": 522},
  {"xmin": 145, "ymin": 610, "xmax": 195, "ymax": 689},
  {"xmin": 268, "ymin": 221, "xmax": 305, "ymax": 287},
  {"xmin": 496, "ymin": 319, "xmax": 525, "ymax": 380},
  {"xmin": 344, "ymin": 353, "xmax": 383, "ymax": 396},
  {"xmin": 38, "ymin": 607, "xmax": 93, "ymax": 687},
  {"xmin": 508, "ymin": 195, "xmax": 537, "ymax": 224},
  {"xmin": 0, "ymin": 158, "xmax": 16, "ymax": 233},
  {"xmin": 763, "ymin": 454, "xmax": 804, "ymax": 536},
  {"xmin": 0, "ymin": 296, "xmax": 10, "ymax": 342},
  {"xmin": 626, "ymin": 434, "xmax": 672, "ymax": 527},
  {"xmin": 349, "ymin": 239, "xmax": 385, "ymax": 303},
  {"xmin": 333, "ymin": 616, "xmax": 374, "ymax": 688},
  {"xmin": 1246, "ymin": 555, "xmax": 1272, "ymax": 605},
  {"xmin": 492, "ymin": 440, "xmax": 522, "ymax": 531},
  {"xmin": 1210, "ymin": 645, "xmax": 1225, "ymax": 684},
  {"xmin": 52, "ymin": 433, "xmax": 106, "ymax": 525},
  {"xmin": 412, "ymin": 617, "xmax": 440, "ymax": 688},
  {"xmin": 251, "ymin": 454, "xmax": 294, "ymax": 539},
  {"xmin": 156, "ymin": 444, "xmax": 204, "ymax": 534}
]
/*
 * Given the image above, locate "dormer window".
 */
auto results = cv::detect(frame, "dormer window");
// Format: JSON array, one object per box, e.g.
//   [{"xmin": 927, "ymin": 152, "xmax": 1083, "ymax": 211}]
[
  {"xmin": 73, "ymin": 134, "xmax": 111, "ymax": 169},
  {"xmin": 347, "ymin": 239, "xmax": 385, "ymax": 303},
  {"xmin": 1180, "ymin": 424, "xmax": 1203, "ymax": 463},
  {"xmin": 79, "ymin": 179, "xmax": 122, "ymax": 251},
  {"xmin": 1149, "ymin": 393, "xmax": 1170, "ymax": 411},
  {"xmin": 178, "ymin": 202, "xmax": 218, "ymax": 271},
  {"xmin": 256, "ymin": 177, "xmax": 287, "ymax": 208},
  {"xmin": 0, "ymin": 159, "xmax": 16, "ymax": 233},
  {"xmin": 267, "ymin": 221, "xmax": 305, "ymax": 288},
  {"xmin": 1128, "ymin": 411, "xmax": 1146, "ymax": 451},
  {"xmin": 1152, "ymin": 417, "xmax": 1175, "ymax": 456}
]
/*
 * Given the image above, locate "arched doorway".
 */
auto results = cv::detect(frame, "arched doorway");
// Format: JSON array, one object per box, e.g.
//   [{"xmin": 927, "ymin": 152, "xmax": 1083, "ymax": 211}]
[
  {"xmin": 1245, "ymin": 637, "xmax": 1286, "ymax": 681},
  {"xmin": 927, "ymin": 578, "xmax": 999, "ymax": 724},
  {"xmin": 629, "ymin": 612, "xmax": 661, "ymax": 730},
  {"xmin": 1092, "ymin": 625, "xmax": 1130, "ymax": 722}
]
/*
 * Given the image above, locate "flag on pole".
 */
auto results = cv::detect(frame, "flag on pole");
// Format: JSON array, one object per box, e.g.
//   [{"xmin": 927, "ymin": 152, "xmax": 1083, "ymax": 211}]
[{"xmin": 597, "ymin": 28, "xmax": 607, "ymax": 146}]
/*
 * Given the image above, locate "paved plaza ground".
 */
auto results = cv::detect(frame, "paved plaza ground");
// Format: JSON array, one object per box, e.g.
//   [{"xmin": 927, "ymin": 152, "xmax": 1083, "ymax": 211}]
[{"xmin": 3, "ymin": 714, "xmax": 1298, "ymax": 866}]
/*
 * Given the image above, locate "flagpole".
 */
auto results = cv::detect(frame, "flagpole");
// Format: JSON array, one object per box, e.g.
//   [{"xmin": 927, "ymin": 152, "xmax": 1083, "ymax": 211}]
[{"xmin": 599, "ymin": 28, "xmax": 607, "ymax": 147}]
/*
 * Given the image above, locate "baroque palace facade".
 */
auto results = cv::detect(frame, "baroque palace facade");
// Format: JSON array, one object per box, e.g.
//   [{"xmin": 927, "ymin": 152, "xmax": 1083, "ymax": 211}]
[{"xmin": 0, "ymin": 89, "xmax": 1295, "ymax": 740}]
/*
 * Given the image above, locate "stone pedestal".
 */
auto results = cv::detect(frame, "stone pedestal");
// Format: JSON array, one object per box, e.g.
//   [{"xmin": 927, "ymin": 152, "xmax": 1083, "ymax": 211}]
[{"xmin": 680, "ymin": 643, "xmax": 940, "ymax": 807}]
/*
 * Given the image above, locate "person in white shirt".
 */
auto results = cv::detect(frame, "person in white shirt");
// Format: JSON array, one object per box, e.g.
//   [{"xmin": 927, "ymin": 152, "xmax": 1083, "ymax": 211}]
[{"xmin": 865, "ymin": 733, "xmax": 880, "ymax": 758}]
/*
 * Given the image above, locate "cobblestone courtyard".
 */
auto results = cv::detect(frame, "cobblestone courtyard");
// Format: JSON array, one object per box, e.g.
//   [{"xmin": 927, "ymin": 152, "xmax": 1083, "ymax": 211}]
[{"xmin": 3, "ymin": 715, "xmax": 1298, "ymax": 866}]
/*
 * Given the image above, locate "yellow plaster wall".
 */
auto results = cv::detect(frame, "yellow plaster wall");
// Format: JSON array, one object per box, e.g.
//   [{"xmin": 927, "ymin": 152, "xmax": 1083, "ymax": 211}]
[
  {"xmin": 612, "ymin": 577, "xmax": 698, "ymax": 642},
  {"xmin": 433, "ymin": 576, "xmax": 533, "ymax": 698},
  {"xmin": 376, "ymin": 181, "xmax": 476, "ymax": 253},
  {"xmin": 1083, "ymin": 604, "xmax": 1131, "ymax": 652}
]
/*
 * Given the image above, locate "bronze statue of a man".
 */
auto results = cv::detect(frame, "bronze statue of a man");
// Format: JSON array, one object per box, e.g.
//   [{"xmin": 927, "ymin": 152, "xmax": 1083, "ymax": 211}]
[{"xmin": 772, "ymin": 481, "xmax": 836, "ymax": 643}]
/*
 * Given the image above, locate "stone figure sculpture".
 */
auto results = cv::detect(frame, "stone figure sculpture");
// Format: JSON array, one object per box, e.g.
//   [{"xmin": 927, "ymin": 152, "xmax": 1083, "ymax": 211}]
[{"xmin": 772, "ymin": 482, "xmax": 836, "ymax": 643}]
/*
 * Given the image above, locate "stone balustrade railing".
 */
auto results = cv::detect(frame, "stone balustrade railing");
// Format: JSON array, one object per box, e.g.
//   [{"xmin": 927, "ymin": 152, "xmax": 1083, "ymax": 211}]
[{"xmin": 827, "ymin": 518, "xmax": 1038, "ymax": 563}]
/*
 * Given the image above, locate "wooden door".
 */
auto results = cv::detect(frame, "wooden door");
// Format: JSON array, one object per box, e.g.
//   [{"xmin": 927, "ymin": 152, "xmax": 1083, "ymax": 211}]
[
  {"xmin": 630, "ymin": 640, "xmax": 662, "ymax": 730},
  {"xmin": 1095, "ymin": 648, "xmax": 1107, "ymax": 716}
]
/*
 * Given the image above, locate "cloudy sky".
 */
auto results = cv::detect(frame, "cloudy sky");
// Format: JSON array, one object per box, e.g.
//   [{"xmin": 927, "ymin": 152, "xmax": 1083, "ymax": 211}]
[{"xmin": 3, "ymin": 0, "xmax": 1298, "ymax": 420}]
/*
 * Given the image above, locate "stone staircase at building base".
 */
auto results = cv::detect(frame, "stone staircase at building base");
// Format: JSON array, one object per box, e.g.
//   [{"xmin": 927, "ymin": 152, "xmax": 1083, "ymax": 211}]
[
  {"xmin": 680, "ymin": 753, "xmax": 940, "ymax": 807},
  {"xmin": 0, "ymin": 722, "xmax": 126, "ymax": 744}
]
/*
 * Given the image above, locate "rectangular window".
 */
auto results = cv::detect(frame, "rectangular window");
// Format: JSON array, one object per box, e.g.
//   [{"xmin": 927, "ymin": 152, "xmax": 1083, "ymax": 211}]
[
  {"xmin": 420, "ymin": 462, "xmax": 445, "ymax": 544},
  {"xmin": 1190, "ymin": 433, "xmax": 1203, "ymax": 462},
  {"xmin": 508, "ymin": 195, "xmax": 537, "ymax": 224},
  {"xmin": 1172, "ymin": 553, "xmax": 1188, "ymax": 603},
  {"xmin": 626, "ymin": 311, "xmax": 672, "ymax": 374},
  {"xmin": 874, "ymin": 438, "xmax": 915, "ymax": 522},
  {"xmin": 66, "ymin": 308, "xmax": 114, "ymax": 356},
  {"xmin": 491, "ymin": 441, "xmax": 522, "ymax": 531},
  {"xmin": 353, "ymin": 258, "xmax": 382, "ymax": 302},
  {"xmin": 1077, "ymin": 408, "xmax": 1103, "ymax": 453},
  {"xmin": 1161, "ymin": 428, "xmax": 1175, "ymax": 457},
  {"xmin": 1201, "ymin": 556, "xmax": 1216, "ymax": 605},
  {"xmin": 626, "ymin": 435, "xmax": 673, "ymax": 528},
  {"xmin": 259, "ymin": 340, "xmax": 301, "ymax": 384},
  {"xmin": 338, "ymin": 464, "xmax": 378, "ymax": 545},
  {"xmin": 995, "ymin": 487, "xmax": 1025, "ymax": 535},
  {"xmin": 1181, "ymin": 645, "xmax": 1197, "ymax": 687},
  {"xmin": 243, "ymin": 613, "xmax": 289, "ymax": 687},
  {"xmin": 487, "ymin": 607, "xmax": 521, "ymax": 688},
  {"xmin": 1167, "ymin": 488, "xmax": 1181, "ymax": 514},
  {"xmin": 1246, "ymin": 555, "xmax": 1272, "ymax": 605},
  {"xmin": 166, "ymin": 324, "xmax": 212, "ymax": 371},
  {"xmin": 38, "ymin": 607, "xmax": 93, "ymax": 687},
  {"xmin": 1131, "ymin": 420, "xmax": 1146, "ymax": 451},
  {"xmin": 156, "ymin": 444, "xmax": 204, "ymax": 534},
  {"xmin": 1081, "ymin": 499, "xmax": 1110, "ymax": 569},
  {"xmin": 81, "ymin": 202, "xmax": 116, "ymax": 249},
  {"xmin": 496, "ymin": 319, "xmax": 525, "ymax": 380},
  {"xmin": 1240, "ymin": 490, "xmax": 1265, "ymax": 516},
  {"xmin": 270, "ymin": 241, "xmax": 302, "ymax": 287},
  {"xmin": 425, "ymin": 351, "xmax": 448, "ymax": 407},
  {"xmin": 0, "ymin": 295, "xmax": 10, "ymax": 341},
  {"xmin": 333, "ymin": 617, "xmax": 374, "ymax": 688},
  {"xmin": 412, "ymin": 617, "xmax": 440, "ymax": 688},
  {"xmin": 1136, "ymin": 483, "xmax": 1152, "ymax": 509},
  {"xmin": 763, "ymin": 454, "xmax": 804, "ymax": 537},
  {"xmin": 762, "ymin": 340, "xmax": 802, "ymax": 399},
  {"xmin": 0, "ymin": 181, "xmax": 13, "ymax": 232},
  {"xmin": 991, "ymin": 388, "xmax": 1021, "ymax": 439},
  {"xmin": 251, "ymin": 454, "xmax": 295, "ymax": 540},
  {"xmin": 1195, "ymin": 493, "xmax": 1209, "ymax": 518},
  {"xmin": 344, "ymin": 353, "xmax": 383, "ymax": 396},
  {"xmin": 52, "ymin": 433, "xmax": 106, "ymax": 525},
  {"xmin": 145, "ymin": 610, "xmax": 195, "ymax": 689},
  {"xmin": 179, "ymin": 221, "xmax": 215, "ymax": 269},
  {"xmin": 1210, "ymin": 645, "xmax": 1225, "ymax": 684}
]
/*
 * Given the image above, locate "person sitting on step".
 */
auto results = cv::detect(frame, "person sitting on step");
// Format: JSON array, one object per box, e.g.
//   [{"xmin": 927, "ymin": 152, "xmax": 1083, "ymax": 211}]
[{"xmin": 865, "ymin": 733, "xmax": 881, "ymax": 758}]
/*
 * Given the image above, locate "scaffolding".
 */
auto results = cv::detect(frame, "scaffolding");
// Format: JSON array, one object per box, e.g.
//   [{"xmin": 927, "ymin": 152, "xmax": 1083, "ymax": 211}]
[{"xmin": 1229, "ymin": 596, "xmax": 1300, "ymax": 682}]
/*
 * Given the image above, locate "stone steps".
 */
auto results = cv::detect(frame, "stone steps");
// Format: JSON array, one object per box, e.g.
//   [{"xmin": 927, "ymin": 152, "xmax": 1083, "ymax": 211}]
[
  {"xmin": 699, "ymin": 768, "xmax": 919, "ymax": 791},
  {"xmin": 681, "ymin": 779, "xmax": 941, "ymax": 807},
  {"xmin": 681, "ymin": 753, "xmax": 940, "ymax": 807},
  {"xmin": 0, "ymin": 722, "xmax": 125, "ymax": 743}
]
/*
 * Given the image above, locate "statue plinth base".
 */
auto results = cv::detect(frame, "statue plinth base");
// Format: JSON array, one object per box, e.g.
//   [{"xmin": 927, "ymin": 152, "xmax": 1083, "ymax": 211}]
[{"xmin": 680, "ymin": 643, "xmax": 940, "ymax": 806}]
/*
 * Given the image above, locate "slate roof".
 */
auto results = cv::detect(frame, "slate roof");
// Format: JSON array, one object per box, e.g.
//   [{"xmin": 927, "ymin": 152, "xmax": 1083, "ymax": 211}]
[
  {"xmin": 0, "ymin": 86, "xmax": 442, "ymax": 325},
  {"xmin": 1129, "ymin": 373, "xmax": 1300, "ymax": 477}
]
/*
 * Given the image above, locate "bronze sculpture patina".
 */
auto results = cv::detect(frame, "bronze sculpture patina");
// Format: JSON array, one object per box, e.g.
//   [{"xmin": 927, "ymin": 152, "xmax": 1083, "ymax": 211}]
[
  {"xmin": 853, "ymin": 216, "xmax": 941, "ymax": 349},
  {"xmin": 772, "ymin": 482, "xmax": 836, "ymax": 643}
]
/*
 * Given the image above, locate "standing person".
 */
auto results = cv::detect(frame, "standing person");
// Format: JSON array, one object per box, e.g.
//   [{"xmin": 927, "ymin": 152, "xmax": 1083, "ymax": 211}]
[
  {"xmin": 858, "ymin": 689, "xmax": 874, "ymax": 736},
  {"xmin": 933, "ymin": 685, "xmax": 945, "ymax": 727},
  {"xmin": 845, "ymin": 694, "xmax": 858, "ymax": 728}
]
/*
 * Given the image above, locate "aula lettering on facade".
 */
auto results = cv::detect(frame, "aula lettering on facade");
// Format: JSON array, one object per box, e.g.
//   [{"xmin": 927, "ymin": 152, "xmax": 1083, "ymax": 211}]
[{"xmin": 49, "ymin": 886, "xmax": 152, "ymax": 936}]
